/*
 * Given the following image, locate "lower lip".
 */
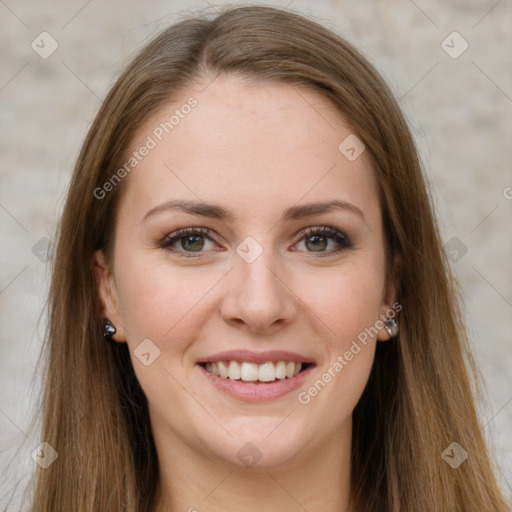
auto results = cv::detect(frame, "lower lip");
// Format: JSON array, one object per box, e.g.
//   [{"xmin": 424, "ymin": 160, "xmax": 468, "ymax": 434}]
[{"xmin": 197, "ymin": 364, "xmax": 315, "ymax": 402}]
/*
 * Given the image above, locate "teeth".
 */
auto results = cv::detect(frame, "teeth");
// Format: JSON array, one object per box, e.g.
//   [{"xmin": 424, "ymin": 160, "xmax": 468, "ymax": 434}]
[
  {"xmin": 218, "ymin": 361, "xmax": 229, "ymax": 379},
  {"xmin": 228, "ymin": 361, "xmax": 241, "ymax": 380},
  {"xmin": 258, "ymin": 362, "xmax": 275, "ymax": 382},
  {"xmin": 206, "ymin": 361, "xmax": 306, "ymax": 382},
  {"xmin": 275, "ymin": 361, "xmax": 287, "ymax": 379},
  {"xmin": 241, "ymin": 362, "xmax": 259, "ymax": 381}
]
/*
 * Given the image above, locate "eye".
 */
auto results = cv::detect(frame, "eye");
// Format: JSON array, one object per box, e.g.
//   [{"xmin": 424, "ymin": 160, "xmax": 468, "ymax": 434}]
[
  {"xmin": 159, "ymin": 227, "xmax": 220, "ymax": 256},
  {"xmin": 293, "ymin": 225, "xmax": 352, "ymax": 255},
  {"xmin": 159, "ymin": 225, "xmax": 352, "ymax": 257}
]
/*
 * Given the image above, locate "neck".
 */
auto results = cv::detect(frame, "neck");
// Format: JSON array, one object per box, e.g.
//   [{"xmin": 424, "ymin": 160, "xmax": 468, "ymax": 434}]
[{"xmin": 152, "ymin": 422, "xmax": 355, "ymax": 512}]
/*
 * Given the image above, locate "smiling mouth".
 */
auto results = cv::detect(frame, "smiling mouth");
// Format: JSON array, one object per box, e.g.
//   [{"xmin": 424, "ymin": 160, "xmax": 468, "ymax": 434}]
[{"xmin": 199, "ymin": 360, "xmax": 313, "ymax": 383}]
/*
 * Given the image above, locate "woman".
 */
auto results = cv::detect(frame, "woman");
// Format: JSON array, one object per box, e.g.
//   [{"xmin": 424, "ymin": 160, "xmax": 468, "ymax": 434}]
[{"xmin": 29, "ymin": 5, "xmax": 509, "ymax": 511}]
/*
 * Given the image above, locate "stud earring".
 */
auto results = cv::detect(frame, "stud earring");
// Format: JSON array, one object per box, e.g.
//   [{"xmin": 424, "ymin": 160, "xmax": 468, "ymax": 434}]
[
  {"xmin": 384, "ymin": 317, "xmax": 398, "ymax": 338},
  {"xmin": 103, "ymin": 320, "xmax": 116, "ymax": 341}
]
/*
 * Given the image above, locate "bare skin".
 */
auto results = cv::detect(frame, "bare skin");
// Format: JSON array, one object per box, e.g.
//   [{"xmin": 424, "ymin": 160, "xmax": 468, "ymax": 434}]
[{"xmin": 94, "ymin": 76, "xmax": 400, "ymax": 512}]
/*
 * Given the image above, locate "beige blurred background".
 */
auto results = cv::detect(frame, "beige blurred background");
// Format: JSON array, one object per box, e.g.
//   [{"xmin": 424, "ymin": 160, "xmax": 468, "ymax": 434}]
[{"xmin": 1, "ymin": 0, "xmax": 511, "ymax": 508}]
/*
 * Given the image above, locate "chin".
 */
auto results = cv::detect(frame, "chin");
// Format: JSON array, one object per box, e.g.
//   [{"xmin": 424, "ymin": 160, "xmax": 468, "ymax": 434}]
[{"xmin": 200, "ymin": 419, "xmax": 311, "ymax": 469}]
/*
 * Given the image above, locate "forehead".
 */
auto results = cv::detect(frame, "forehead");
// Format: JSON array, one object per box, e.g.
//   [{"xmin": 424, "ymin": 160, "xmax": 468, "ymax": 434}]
[{"xmin": 118, "ymin": 76, "xmax": 381, "ymax": 228}]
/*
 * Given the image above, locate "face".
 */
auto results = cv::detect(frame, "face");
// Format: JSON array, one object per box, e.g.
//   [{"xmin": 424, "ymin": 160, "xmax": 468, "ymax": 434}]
[{"xmin": 94, "ymin": 76, "xmax": 399, "ymax": 469}]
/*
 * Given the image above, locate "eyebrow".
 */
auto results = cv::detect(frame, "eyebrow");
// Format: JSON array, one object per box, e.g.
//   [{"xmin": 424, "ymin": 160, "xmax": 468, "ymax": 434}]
[{"xmin": 141, "ymin": 199, "xmax": 366, "ymax": 224}]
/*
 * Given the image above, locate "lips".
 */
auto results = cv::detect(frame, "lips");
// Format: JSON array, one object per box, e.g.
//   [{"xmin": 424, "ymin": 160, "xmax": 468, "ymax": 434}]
[
  {"xmin": 199, "ymin": 349, "xmax": 315, "ymax": 365},
  {"xmin": 197, "ymin": 349, "xmax": 316, "ymax": 395}
]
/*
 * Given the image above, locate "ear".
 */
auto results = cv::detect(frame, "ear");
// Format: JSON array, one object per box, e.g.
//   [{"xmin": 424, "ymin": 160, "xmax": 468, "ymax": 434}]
[
  {"xmin": 377, "ymin": 252, "xmax": 402, "ymax": 342},
  {"xmin": 92, "ymin": 249, "xmax": 127, "ymax": 343}
]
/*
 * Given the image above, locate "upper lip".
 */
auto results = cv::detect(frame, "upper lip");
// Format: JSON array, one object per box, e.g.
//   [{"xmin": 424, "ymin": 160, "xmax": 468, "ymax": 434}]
[{"xmin": 198, "ymin": 350, "xmax": 316, "ymax": 365}]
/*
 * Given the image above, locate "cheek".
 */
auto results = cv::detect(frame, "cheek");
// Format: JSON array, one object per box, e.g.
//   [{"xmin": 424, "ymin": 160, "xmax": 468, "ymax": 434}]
[
  {"xmin": 298, "ymin": 260, "xmax": 385, "ymax": 348},
  {"xmin": 292, "ymin": 259, "xmax": 383, "ymax": 412},
  {"xmin": 114, "ymin": 258, "xmax": 218, "ymax": 413},
  {"xmin": 294, "ymin": 268, "xmax": 380, "ymax": 428},
  {"xmin": 115, "ymin": 255, "xmax": 222, "ymax": 350}
]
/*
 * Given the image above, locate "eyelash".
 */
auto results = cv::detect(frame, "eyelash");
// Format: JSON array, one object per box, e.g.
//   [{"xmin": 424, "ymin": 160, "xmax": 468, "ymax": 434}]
[{"xmin": 158, "ymin": 225, "xmax": 352, "ymax": 258}]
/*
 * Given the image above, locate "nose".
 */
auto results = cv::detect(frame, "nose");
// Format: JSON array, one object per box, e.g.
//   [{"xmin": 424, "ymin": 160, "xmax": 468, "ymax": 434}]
[{"xmin": 219, "ymin": 251, "xmax": 297, "ymax": 335}]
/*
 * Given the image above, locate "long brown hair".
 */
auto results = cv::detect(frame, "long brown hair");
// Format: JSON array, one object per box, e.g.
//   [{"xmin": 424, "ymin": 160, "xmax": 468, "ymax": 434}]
[{"xmin": 27, "ymin": 5, "xmax": 509, "ymax": 511}]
